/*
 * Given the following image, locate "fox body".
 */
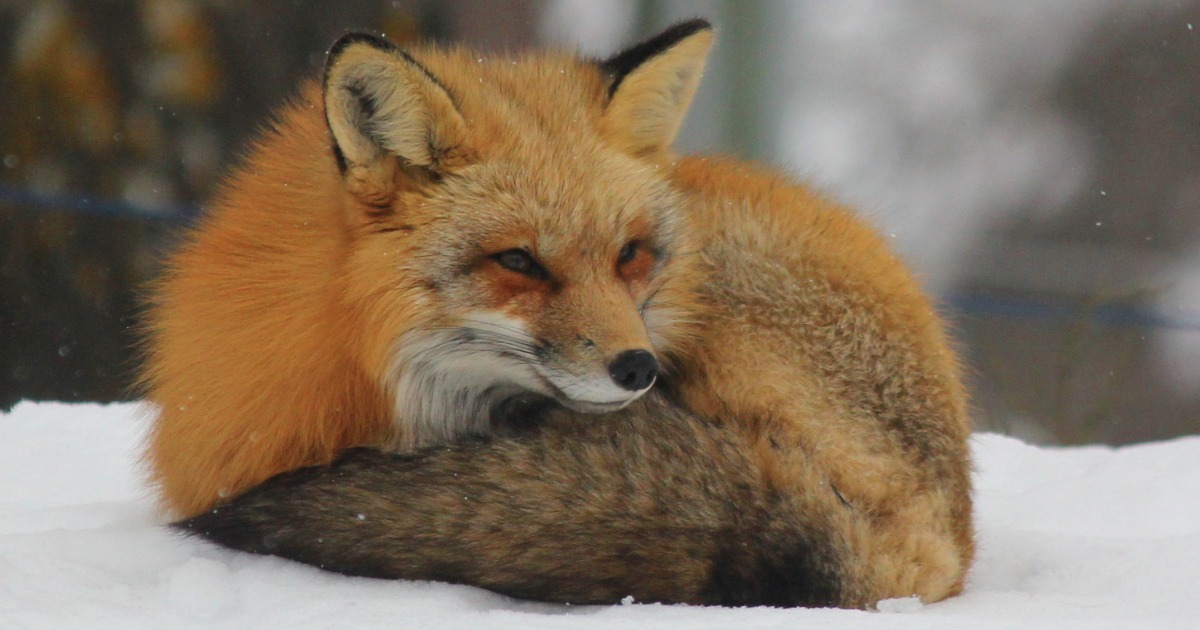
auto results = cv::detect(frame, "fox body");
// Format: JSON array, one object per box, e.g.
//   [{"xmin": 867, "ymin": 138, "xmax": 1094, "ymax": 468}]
[{"xmin": 151, "ymin": 21, "xmax": 973, "ymax": 608}]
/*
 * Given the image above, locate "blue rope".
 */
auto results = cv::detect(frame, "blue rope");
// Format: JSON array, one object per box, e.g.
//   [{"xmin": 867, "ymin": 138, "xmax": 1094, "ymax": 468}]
[
  {"xmin": 0, "ymin": 185, "xmax": 200, "ymax": 222},
  {"xmin": 4, "ymin": 184, "xmax": 1198, "ymax": 333},
  {"xmin": 949, "ymin": 292, "xmax": 1200, "ymax": 333}
]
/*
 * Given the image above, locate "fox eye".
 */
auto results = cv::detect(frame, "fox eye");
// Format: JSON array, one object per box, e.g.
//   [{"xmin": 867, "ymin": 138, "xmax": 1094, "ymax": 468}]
[
  {"xmin": 617, "ymin": 241, "xmax": 639, "ymax": 265},
  {"xmin": 492, "ymin": 249, "xmax": 549, "ymax": 280}
]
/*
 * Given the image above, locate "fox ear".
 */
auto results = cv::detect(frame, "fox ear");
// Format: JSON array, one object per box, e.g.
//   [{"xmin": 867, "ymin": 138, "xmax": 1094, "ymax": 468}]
[
  {"xmin": 324, "ymin": 34, "xmax": 468, "ymax": 203},
  {"xmin": 599, "ymin": 19, "xmax": 713, "ymax": 156}
]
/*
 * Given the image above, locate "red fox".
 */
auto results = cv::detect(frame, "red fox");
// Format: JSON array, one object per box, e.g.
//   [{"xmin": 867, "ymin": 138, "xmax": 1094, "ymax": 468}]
[{"xmin": 150, "ymin": 20, "xmax": 973, "ymax": 608}]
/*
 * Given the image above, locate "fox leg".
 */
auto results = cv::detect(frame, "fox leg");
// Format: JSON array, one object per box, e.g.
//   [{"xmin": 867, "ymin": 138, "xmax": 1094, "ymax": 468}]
[{"xmin": 176, "ymin": 394, "xmax": 871, "ymax": 608}]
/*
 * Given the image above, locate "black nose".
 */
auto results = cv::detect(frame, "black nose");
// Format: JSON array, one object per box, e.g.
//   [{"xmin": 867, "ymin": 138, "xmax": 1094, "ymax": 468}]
[{"xmin": 608, "ymin": 350, "xmax": 659, "ymax": 392}]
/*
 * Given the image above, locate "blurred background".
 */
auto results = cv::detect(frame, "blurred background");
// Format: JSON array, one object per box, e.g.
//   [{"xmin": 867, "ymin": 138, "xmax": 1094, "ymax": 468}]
[{"xmin": 1, "ymin": 0, "xmax": 1198, "ymax": 445}]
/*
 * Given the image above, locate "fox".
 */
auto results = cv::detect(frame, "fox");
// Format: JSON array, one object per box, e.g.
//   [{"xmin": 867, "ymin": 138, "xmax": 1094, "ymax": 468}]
[{"xmin": 148, "ymin": 20, "xmax": 974, "ymax": 608}]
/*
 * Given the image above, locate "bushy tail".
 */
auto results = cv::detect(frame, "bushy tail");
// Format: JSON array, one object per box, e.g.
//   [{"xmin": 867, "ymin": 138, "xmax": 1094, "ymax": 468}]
[{"xmin": 176, "ymin": 395, "xmax": 860, "ymax": 607}]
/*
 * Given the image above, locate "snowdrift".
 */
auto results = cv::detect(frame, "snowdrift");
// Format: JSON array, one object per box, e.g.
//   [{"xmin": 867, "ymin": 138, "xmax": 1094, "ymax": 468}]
[{"xmin": 1, "ymin": 401, "xmax": 1197, "ymax": 629}]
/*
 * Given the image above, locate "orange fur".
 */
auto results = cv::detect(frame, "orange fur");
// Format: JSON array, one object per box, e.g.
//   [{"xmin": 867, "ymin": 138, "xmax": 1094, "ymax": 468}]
[
  {"xmin": 141, "ymin": 85, "xmax": 396, "ymax": 511},
  {"xmin": 668, "ymin": 156, "xmax": 973, "ymax": 602}
]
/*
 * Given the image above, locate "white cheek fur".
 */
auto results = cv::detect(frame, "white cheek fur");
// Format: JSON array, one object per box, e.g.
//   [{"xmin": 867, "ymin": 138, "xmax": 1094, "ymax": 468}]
[
  {"xmin": 385, "ymin": 313, "xmax": 549, "ymax": 451},
  {"xmin": 385, "ymin": 299, "xmax": 681, "ymax": 449}
]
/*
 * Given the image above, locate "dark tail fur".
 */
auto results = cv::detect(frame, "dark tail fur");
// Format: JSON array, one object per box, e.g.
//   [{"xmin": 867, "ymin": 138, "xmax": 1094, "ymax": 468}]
[{"xmin": 176, "ymin": 394, "xmax": 855, "ymax": 607}]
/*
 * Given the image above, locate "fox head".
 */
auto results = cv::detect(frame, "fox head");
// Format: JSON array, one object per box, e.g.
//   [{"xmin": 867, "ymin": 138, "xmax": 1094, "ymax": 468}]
[{"xmin": 325, "ymin": 21, "xmax": 713, "ymax": 448}]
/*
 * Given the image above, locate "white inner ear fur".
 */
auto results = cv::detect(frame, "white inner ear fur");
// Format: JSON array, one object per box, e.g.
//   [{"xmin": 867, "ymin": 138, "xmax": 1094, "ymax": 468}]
[
  {"xmin": 325, "ymin": 45, "xmax": 466, "ymax": 176},
  {"xmin": 602, "ymin": 30, "xmax": 714, "ymax": 155}
]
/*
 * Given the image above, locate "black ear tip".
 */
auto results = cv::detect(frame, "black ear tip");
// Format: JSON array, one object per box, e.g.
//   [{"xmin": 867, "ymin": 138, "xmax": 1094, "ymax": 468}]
[
  {"xmin": 630, "ymin": 18, "xmax": 714, "ymax": 53},
  {"xmin": 328, "ymin": 32, "xmax": 399, "ymax": 61},
  {"xmin": 667, "ymin": 18, "xmax": 714, "ymax": 38},
  {"xmin": 599, "ymin": 18, "xmax": 714, "ymax": 98},
  {"xmin": 325, "ymin": 33, "xmax": 400, "ymax": 91}
]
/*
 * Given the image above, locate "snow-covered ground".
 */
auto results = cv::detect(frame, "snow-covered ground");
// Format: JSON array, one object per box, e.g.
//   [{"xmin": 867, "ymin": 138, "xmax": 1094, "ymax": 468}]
[{"xmin": 1, "ymin": 401, "xmax": 1197, "ymax": 629}]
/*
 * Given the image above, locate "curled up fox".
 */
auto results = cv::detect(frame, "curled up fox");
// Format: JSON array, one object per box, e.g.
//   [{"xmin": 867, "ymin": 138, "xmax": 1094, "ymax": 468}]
[{"xmin": 144, "ymin": 19, "xmax": 974, "ymax": 608}]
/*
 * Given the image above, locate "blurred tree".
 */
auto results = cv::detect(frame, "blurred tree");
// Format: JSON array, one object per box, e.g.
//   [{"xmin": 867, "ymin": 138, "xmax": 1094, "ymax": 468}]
[
  {"xmin": 0, "ymin": 0, "xmax": 544, "ymax": 410},
  {"xmin": 958, "ymin": 3, "xmax": 1200, "ymax": 444}
]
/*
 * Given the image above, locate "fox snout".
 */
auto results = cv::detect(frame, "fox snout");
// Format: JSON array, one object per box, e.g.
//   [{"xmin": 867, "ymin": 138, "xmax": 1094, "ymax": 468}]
[
  {"xmin": 608, "ymin": 349, "xmax": 658, "ymax": 392},
  {"xmin": 394, "ymin": 310, "xmax": 663, "ymax": 436},
  {"xmin": 533, "ymin": 343, "xmax": 660, "ymax": 413}
]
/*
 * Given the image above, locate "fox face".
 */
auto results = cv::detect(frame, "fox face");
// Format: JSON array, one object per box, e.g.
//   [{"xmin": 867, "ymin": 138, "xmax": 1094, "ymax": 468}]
[
  {"xmin": 382, "ymin": 155, "xmax": 691, "ymax": 447},
  {"xmin": 326, "ymin": 27, "xmax": 712, "ymax": 449}
]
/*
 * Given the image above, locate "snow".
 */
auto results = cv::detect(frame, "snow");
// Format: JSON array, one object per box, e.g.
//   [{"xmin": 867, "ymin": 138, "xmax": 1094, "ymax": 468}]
[{"xmin": 1, "ymin": 401, "xmax": 1198, "ymax": 629}]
